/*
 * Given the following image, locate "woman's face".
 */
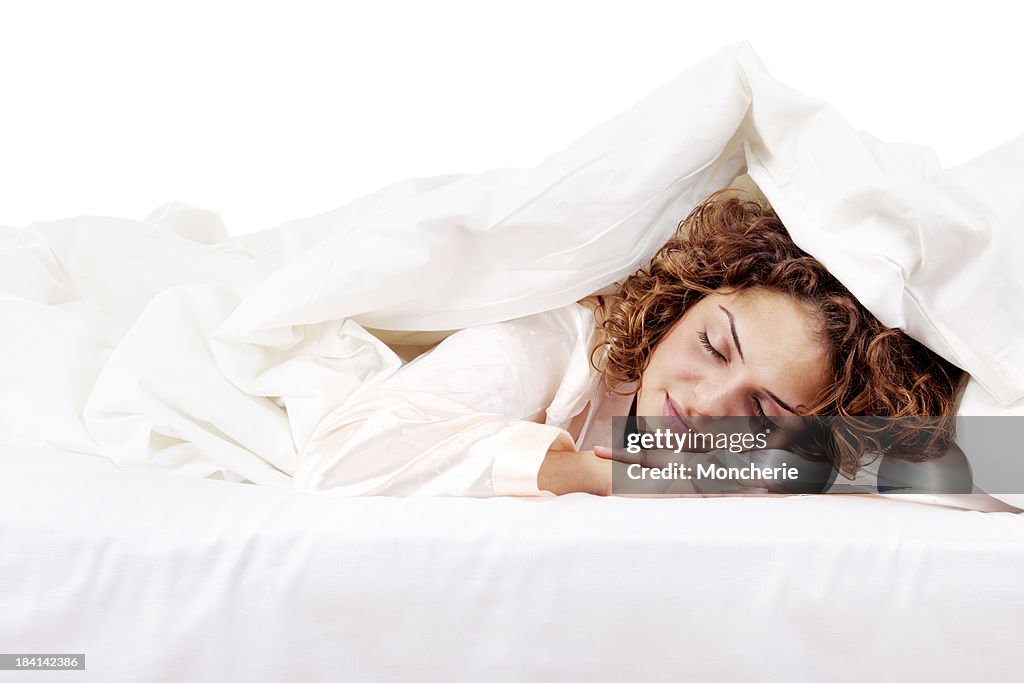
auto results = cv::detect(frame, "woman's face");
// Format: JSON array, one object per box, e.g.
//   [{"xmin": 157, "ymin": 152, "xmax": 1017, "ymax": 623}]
[{"xmin": 636, "ymin": 288, "xmax": 831, "ymax": 441}]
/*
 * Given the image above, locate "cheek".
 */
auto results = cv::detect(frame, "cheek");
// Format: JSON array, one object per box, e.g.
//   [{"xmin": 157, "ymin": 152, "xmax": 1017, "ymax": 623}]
[{"xmin": 646, "ymin": 332, "xmax": 700, "ymax": 384}]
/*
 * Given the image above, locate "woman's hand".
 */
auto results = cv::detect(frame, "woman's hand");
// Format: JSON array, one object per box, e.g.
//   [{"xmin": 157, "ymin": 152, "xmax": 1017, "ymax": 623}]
[
  {"xmin": 538, "ymin": 446, "xmax": 756, "ymax": 497},
  {"xmin": 591, "ymin": 445, "xmax": 779, "ymax": 498},
  {"xmin": 537, "ymin": 448, "xmax": 613, "ymax": 496},
  {"xmin": 538, "ymin": 446, "xmax": 784, "ymax": 497}
]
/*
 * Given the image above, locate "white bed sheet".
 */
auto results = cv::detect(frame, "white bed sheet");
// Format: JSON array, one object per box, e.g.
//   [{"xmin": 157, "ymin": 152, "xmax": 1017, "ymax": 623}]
[{"xmin": 2, "ymin": 442, "xmax": 1023, "ymax": 682}]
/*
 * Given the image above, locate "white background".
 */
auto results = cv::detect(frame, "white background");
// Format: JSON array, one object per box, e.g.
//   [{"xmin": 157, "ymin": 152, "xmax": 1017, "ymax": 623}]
[{"xmin": 1, "ymin": 0, "xmax": 1021, "ymax": 236}]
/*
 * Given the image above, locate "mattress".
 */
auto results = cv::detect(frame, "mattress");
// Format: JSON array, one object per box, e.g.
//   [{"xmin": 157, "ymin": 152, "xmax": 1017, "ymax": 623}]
[{"xmin": 2, "ymin": 441, "xmax": 1023, "ymax": 682}]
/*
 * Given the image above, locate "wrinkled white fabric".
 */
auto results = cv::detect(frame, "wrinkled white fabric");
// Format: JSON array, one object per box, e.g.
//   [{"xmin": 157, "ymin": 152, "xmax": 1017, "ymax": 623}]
[
  {"xmin": 293, "ymin": 303, "xmax": 637, "ymax": 496},
  {"xmin": 294, "ymin": 304, "xmax": 589, "ymax": 496},
  {"xmin": 1, "ymin": 42, "xmax": 1022, "ymax": 493}
]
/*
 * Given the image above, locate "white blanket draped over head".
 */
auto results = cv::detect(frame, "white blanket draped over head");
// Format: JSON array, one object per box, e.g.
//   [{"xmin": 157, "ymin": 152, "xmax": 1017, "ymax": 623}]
[{"xmin": 2, "ymin": 42, "xmax": 1021, "ymax": 488}]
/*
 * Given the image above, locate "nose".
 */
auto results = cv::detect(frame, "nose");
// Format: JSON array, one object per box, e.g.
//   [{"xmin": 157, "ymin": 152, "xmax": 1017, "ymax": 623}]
[{"xmin": 691, "ymin": 378, "xmax": 746, "ymax": 417}]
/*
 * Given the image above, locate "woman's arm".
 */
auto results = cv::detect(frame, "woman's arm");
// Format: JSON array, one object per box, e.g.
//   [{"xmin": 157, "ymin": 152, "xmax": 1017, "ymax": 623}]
[{"xmin": 294, "ymin": 304, "xmax": 597, "ymax": 497}]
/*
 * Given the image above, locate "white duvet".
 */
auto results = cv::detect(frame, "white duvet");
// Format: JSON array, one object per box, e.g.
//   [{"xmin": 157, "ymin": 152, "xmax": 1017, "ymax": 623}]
[{"xmin": 1, "ymin": 42, "xmax": 1021, "ymax": 490}]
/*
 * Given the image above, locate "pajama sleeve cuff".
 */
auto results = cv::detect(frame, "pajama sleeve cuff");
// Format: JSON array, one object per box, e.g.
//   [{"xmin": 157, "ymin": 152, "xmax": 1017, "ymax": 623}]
[{"xmin": 489, "ymin": 421, "xmax": 575, "ymax": 497}]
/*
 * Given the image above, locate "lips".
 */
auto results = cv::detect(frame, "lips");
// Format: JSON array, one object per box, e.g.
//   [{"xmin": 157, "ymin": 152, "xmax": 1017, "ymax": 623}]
[{"xmin": 662, "ymin": 393, "xmax": 695, "ymax": 434}]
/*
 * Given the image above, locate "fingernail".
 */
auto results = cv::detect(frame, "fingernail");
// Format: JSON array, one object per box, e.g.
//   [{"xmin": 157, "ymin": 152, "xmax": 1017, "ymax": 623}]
[{"xmin": 593, "ymin": 445, "xmax": 612, "ymax": 457}]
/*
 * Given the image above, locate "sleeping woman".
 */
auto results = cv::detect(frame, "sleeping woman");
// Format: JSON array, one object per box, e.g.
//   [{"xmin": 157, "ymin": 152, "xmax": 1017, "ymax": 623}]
[{"xmin": 293, "ymin": 189, "xmax": 985, "ymax": 503}]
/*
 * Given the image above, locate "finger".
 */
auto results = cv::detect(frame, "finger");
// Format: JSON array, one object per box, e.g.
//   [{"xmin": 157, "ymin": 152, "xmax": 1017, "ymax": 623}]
[{"xmin": 592, "ymin": 446, "xmax": 685, "ymax": 467}]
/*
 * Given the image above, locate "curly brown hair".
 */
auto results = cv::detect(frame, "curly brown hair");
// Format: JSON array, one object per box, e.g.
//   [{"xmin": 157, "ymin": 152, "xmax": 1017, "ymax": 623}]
[{"xmin": 593, "ymin": 189, "xmax": 964, "ymax": 479}]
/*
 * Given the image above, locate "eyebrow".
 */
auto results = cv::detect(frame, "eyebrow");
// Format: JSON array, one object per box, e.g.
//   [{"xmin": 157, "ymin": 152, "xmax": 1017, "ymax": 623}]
[
  {"xmin": 719, "ymin": 304, "xmax": 798, "ymax": 415},
  {"xmin": 719, "ymin": 305, "xmax": 745, "ymax": 362}
]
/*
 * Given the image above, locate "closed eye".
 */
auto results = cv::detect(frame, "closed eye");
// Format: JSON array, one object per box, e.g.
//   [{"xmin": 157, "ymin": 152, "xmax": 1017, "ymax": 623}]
[{"xmin": 698, "ymin": 329, "xmax": 727, "ymax": 363}]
